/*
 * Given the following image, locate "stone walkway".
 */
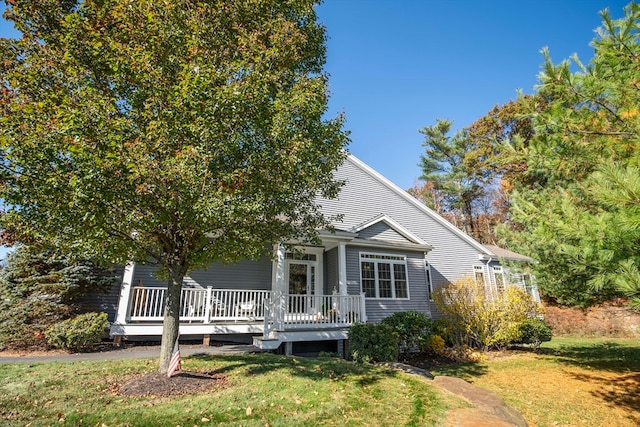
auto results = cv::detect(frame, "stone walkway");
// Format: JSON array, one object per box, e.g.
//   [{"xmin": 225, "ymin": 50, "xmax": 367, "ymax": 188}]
[
  {"xmin": 1, "ymin": 346, "xmax": 528, "ymax": 426},
  {"xmin": 384, "ymin": 362, "xmax": 528, "ymax": 427}
]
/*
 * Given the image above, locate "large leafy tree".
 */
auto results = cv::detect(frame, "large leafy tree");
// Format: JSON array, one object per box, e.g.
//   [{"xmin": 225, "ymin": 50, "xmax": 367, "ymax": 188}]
[
  {"xmin": 503, "ymin": 2, "xmax": 640, "ymax": 308},
  {"xmin": 0, "ymin": 0, "xmax": 348, "ymax": 371}
]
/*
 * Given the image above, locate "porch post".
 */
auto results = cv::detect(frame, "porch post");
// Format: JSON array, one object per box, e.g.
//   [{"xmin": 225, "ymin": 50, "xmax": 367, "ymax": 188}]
[
  {"xmin": 338, "ymin": 242, "xmax": 347, "ymax": 296},
  {"xmin": 272, "ymin": 244, "xmax": 286, "ymax": 293},
  {"xmin": 271, "ymin": 244, "xmax": 287, "ymax": 331},
  {"xmin": 115, "ymin": 261, "xmax": 136, "ymax": 324},
  {"xmin": 203, "ymin": 286, "xmax": 212, "ymax": 324}
]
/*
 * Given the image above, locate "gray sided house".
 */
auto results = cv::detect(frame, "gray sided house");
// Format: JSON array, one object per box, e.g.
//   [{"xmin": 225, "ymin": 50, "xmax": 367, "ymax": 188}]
[{"xmin": 109, "ymin": 155, "xmax": 539, "ymax": 352}]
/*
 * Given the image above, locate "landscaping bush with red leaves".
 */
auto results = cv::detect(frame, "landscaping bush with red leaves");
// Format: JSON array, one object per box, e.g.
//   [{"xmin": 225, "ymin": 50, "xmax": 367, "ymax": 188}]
[{"xmin": 544, "ymin": 299, "xmax": 640, "ymax": 337}]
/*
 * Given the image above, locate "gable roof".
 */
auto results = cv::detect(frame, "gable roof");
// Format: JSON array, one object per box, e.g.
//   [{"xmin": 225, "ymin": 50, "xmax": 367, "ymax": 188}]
[
  {"xmin": 483, "ymin": 245, "xmax": 534, "ymax": 263},
  {"xmin": 350, "ymin": 213, "xmax": 428, "ymax": 246},
  {"xmin": 346, "ymin": 154, "xmax": 493, "ymax": 256}
]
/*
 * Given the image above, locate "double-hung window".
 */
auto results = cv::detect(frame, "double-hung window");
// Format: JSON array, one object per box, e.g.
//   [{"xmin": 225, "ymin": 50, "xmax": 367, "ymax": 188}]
[
  {"xmin": 492, "ymin": 265, "xmax": 505, "ymax": 293},
  {"xmin": 360, "ymin": 253, "xmax": 409, "ymax": 299},
  {"xmin": 473, "ymin": 265, "xmax": 485, "ymax": 285}
]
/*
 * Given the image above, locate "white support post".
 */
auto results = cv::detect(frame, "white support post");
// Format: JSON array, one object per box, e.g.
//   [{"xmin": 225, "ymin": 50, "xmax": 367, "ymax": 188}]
[
  {"xmin": 275, "ymin": 291, "xmax": 286, "ymax": 331},
  {"xmin": 272, "ymin": 244, "xmax": 286, "ymax": 294},
  {"xmin": 115, "ymin": 261, "xmax": 136, "ymax": 324},
  {"xmin": 338, "ymin": 242, "xmax": 348, "ymax": 319},
  {"xmin": 338, "ymin": 242, "xmax": 347, "ymax": 296},
  {"xmin": 203, "ymin": 286, "xmax": 212, "ymax": 324},
  {"xmin": 360, "ymin": 292, "xmax": 368, "ymax": 323}
]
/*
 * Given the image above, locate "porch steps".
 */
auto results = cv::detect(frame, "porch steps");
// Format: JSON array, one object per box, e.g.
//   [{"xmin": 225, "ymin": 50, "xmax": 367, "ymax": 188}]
[{"xmin": 253, "ymin": 328, "xmax": 350, "ymax": 350}]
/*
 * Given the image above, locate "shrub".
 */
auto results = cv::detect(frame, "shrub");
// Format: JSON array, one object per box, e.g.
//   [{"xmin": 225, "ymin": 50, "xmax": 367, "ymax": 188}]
[
  {"xmin": 45, "ymin": 312, "xmax": 109, "ymax": 351},
  {"xmin": 381, "ymin": 311, "xmax": 434, "ymax": 355},
  {"xmin": 424, "ymin": 334, "xmax": 446, "ymax": 356},
  {"xmin": 516, "ymin": 318, "xmax": 552, "ymax": 348},
  {"xmin": 433, "ymin": 276, "xmax": 543, "ymax": 350},
  {"xmin": 348, "ymin": 323, "xmax": 399, "ymax": 363},
  {"xmin": 443, "ymin": 344, "xmax": 485, "ymax": 363}
]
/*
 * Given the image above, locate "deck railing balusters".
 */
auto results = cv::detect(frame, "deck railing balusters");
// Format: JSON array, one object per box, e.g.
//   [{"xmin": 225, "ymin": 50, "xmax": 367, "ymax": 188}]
[{"xmin": 128, "ymin": 286, "xmax": 365, "ymax": 327}]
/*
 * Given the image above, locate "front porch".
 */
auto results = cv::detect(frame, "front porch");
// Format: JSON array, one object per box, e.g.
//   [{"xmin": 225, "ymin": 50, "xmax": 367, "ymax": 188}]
[
  {"xmin": 110, "ymin": 284, "xmax": 366, "ymax": 350},
  {"xmin": 110, "ymin": 241, "xmax": 363, "ymax": 349}
]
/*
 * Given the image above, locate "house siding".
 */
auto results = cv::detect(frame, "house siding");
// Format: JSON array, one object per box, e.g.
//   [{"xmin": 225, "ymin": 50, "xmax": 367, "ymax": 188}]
[
  {"xmin": 78, "ymin": 266, "xmax": 123, "ymax": 322},
  {"xmin": 357, "ymin": 222, "xmax": 411, "ymax": 243},
  {"xmin": 318, "ymin": 157, "xmax": 484, "ymax": 318},
  {"xmin": 345, "ymin": 246, "xmax": 430, "ymax": 323},
  {"xmin": 131, "ymin": 258, "xmax": 273, "ymax": 291}
]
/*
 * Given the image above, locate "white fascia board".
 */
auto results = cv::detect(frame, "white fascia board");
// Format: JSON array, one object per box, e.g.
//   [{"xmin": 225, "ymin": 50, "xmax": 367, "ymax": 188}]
[
  {"xmin": 318, "ymin": 229, "xmax": 358, "ymax": 242},
  {"xmin": 347, "ymin": 154, "xmax": 492, "ymax": 256},
  {"xmin": 350, "ymin": 213, "xmax": 428, "ymax": 246},
  {"xmin": 348, "ymin": 237, "xmax": 433, "ymax": 253}
]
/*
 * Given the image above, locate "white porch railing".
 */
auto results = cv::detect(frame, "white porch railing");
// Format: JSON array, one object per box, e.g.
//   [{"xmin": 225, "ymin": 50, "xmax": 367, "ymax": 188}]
[
  {"xmin": 129, "ymin": 287, "xmax": 270, "ymax": 322},
  {"xmin": 263, "ymin": 292, "xmax": 366, "ymax": 338},
  {"xmin": 128, "ymin": 287, "xmax": 366, "ymax": 330}
]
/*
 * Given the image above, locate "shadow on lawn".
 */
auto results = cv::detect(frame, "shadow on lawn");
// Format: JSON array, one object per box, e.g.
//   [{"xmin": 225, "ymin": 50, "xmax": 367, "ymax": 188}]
[
  {"xmin": 570, "ymin": 370, "xmax": 640, "ymax": 425},
  {"xmin": 535, "ymin": 340, "xmax": 640, "ymax": 373},
  {"xmin": 427, "ymin": 361, "xmax": 490, "ymax": 382},
  {"xmin": 188, "ymin": 352, "xmax": 396, "ymax": 385},
  {"xmin": 522, "ymin": 339, "xmax": 640, "ymax": 424}
]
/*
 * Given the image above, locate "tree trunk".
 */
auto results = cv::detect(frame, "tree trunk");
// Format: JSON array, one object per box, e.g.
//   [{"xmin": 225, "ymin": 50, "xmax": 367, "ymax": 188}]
[{"xmin": 159, "ymin": 267, "xmax": 184, "ymax": 373}]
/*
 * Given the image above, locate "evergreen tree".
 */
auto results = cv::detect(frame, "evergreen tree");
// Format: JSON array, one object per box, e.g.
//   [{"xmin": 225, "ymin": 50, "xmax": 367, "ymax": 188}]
[
  {"xmin": 0, "ymin": 246, "xmax": 116, "ymax": 350},
  {"xmin": 503, "ymin": 2, "xmax": 640, "ymax": 308},
  {"xmin": 418, "ymin": 119, "xmax": 488, "ymax": 241}
]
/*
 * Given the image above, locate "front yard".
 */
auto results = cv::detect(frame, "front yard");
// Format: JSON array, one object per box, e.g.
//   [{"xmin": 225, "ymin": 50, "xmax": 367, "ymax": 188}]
[
  {"xmin": 431, "ymin": 336, "xmax": 640, "ymax": 427},
  {"xmin": 0, "ymin": 352, "xmax": 460, "ymax": 427},
  {"xmin": 1, "ymin": 336, "xmax": 637, "ymax": 426}
]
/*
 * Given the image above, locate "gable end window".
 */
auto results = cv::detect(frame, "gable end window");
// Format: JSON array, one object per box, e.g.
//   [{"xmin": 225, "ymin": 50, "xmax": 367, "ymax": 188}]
[{"xmin": 360, "ymin": 253, "xmax": 409, "ymax": 299}]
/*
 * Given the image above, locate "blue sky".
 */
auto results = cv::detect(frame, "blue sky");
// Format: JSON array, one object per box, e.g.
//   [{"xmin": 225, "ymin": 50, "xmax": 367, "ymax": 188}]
[
  {"xmin": 317, "ymin": 0, "xmax": 630, "ymax": 189},
  {"xmin": 0, "ymin": 1, "xmax": 631, "ymax": 259}
]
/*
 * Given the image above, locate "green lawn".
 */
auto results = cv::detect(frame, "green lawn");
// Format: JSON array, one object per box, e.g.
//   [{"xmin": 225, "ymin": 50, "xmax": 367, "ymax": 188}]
[
  {"xmin": 432, "ymin": 336, "xmax": 640, "ymax": 427},
  {"xmin": 0, "ymin": 353, "xmax": 460, "ymax": 427}
]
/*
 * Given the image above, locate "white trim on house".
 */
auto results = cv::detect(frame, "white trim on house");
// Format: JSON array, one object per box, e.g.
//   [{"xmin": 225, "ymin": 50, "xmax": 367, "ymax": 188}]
[
  {"xmin": 348, "ymin": 238, "xmax": 432, "ymax": 252},
  {"xmin": 492, "ymin": 265, "xmax": 506, "ymax": 294},
  {"xmin": 347, "ymin": 154, "xmax": 492, "ymax": 256},
  {"xmin": 425, "ymin": 258, "xmax": 434, "ymax": 300},
  {"xmin": 359, "ymin": 251, "xmax": 411, "ymax": 300},
  {"xmin": 281, "ymin": 246, "xmax": 324, "ymax": 298},
  {"xmin": 115, "ymin": 262, "xmax": 136, "ymax": 324},
  {"xmin": 351, "ymin": 213, "xmax": 429, "ymax": 246},
  {"xmin": 473, "ymin": 264, "xmax": 487, "ymax": 286}
]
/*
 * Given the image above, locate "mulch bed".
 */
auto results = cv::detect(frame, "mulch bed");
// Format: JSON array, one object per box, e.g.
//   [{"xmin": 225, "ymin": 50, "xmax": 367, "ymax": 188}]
[
  {"xmin": 119, "ymin": 371, "xmax": 229, "ymax": 397},
  {"xmin": 399, "ymin": 354, "xmax": 457, "ymax": 371}
]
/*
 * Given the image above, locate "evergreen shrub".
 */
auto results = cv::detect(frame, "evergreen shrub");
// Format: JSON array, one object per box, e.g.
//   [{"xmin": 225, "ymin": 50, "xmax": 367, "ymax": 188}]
[
  {"xmin": 516, "ymin": 318, "xmax": 553, "ymax": 348},
  {"xmin": 381, "ymin": 310, "xmax": 434, "ymax": 355},
  {"xmin": 0, "ymin": 246, "xmax": 116, "ymax": 350},
  {"xmin": 348, "ymin": 323, "xmax": 399, "ymax": 363},
  {"xmin": 45, "ymin": 312, "xmax": 109, "ymax": 351}
]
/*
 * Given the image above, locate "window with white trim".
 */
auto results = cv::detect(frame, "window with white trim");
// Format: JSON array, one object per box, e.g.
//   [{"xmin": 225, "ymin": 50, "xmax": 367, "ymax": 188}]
[
  {"xmin": 522, "ymin": 273, "xmax": 534, "ymax": 296},
  {"xmin": 473, "ymin": 265, "xmax": 485, "ymax": 285},
  {"xmin": 492, "ymin": 265, "xmax": 505, "ymax": 293},
  {"xmin": 360, "ymin": 253, "xmax": 409, "ymax": 299},
  {"xmin": 426, "ymin": 260, "xmax": 433, "ymax": 300}
]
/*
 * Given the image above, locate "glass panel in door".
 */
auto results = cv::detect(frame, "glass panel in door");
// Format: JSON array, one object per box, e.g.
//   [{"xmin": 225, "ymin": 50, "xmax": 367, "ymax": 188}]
[{"xmin": 288, "ymin": 262, "xmax": 311, "ymax": 313}]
